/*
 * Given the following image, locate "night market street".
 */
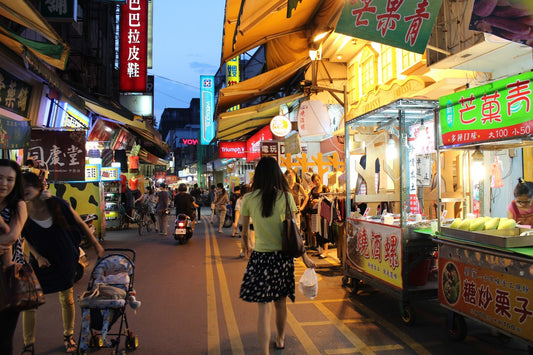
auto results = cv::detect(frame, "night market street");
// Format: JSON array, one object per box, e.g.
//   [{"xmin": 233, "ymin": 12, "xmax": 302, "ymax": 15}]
[{"xmin": 12, "ymin": 208, "xmax": 530, "ymax": 355}]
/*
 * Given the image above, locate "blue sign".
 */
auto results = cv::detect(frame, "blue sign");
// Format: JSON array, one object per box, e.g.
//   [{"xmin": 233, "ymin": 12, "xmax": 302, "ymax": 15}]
[{"xmin": 200, "ymin": 75, "xmax": 215, "ymax": 144}]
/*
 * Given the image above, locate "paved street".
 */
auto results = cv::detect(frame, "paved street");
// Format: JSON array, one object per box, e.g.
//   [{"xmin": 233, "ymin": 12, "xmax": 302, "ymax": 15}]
[{"xmin": 12, "ymin": 207, "xmax": 531, "ymax": 354}]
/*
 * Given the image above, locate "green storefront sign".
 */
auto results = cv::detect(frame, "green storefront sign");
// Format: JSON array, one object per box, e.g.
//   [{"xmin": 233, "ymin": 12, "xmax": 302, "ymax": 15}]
[
  {"xmin": 0, "ymin": 68, "xmax": 32, "ymax": 117},
  {"xmin": 40, "ymin": 0, "xmax": 77, "ymax": 21},
  {"xmin": 439, "ymin": 71, "xmax": 533, "ymax": 147},
  {"xmin": 335, "ymin": 0, "xmax": 443, "ymax": 54}
]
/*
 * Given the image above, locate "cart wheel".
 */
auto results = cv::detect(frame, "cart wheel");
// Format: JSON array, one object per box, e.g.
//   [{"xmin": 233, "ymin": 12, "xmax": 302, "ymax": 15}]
[
  {"xmin": 350, "ymin": 278, "xmax": 362, "ymax": 293},
  {"xmin": 342, "ymin": 276, "xmax": 349, "ymax": 287},
  {"xmin": 447, "ymin": 312, "xmax": 467, "ymax": 341},
  {"xmin": 400, "ymin": 303, "xmax": 416, "ymax": 326}
]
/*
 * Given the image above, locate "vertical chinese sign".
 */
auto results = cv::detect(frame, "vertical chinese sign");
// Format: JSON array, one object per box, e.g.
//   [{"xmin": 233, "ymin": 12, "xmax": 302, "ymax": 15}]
[
  {"xmin": 345, "ymin": 219, "xmax": 403, "ymax": 288},
  {"xmin": 120, "ymin": 0, "xmax": 148, "ymax": 92},
  {"xmin": 29, "ymin": 130, "xmax": 86, "ymax": 182},
  {"xmin": 226, "ymin": 56, "xmax": 240, "ymax": 111},
  {"xmin": 439, "ymin": 71, "xmax": 533, "ymax": 147},
  {"xmin": 336, "ymin": 0, "xmax": 443, "ymax": 54},
  {"xmin": 200, "ymin": 75, "xmax": 215, "ymax": 144}
]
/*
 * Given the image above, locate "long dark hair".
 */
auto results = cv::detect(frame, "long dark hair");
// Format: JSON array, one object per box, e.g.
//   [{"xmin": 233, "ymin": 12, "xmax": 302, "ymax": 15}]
[
  {"xmin": 22, "ymin": 172, "xmax": 72, "ymax": 230},
  {"xmin": 0, "ymin": 159, "xmax": 23, "ymax": 218},
  {"xmin": 251, "ymin": 157, "xmax": 289, "ymax": 217}
]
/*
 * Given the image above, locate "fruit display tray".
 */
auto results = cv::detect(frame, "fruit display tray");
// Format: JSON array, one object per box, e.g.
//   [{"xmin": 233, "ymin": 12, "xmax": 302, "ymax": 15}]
[{"xmin": 440, "ymin": 227, "xmax": 533, "ymax": 248}]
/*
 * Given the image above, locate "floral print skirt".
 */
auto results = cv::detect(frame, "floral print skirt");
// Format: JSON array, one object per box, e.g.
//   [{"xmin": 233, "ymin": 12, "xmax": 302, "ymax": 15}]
[{"xmin": 240, "ymin": 251, "xmax": 295, "ymax": 303}]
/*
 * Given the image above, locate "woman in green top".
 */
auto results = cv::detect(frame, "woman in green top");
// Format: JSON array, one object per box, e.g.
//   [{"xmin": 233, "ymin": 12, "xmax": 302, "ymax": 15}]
[{"xmin": 240, "ymin": 157, "xmax": 315, "ymax": 354}]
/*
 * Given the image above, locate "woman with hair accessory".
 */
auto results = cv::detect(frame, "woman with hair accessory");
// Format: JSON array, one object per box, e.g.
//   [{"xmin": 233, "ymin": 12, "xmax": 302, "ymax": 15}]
[
  {"xmin": 0, "ymin": 159, "xmax": 28, "ymax": 355},
  {"xmin": 20, "ymin": 171, "xmax": 104, "ymax": 354},
  {"xmin": 507, "ymin": 178, "xmax": 533, "ymax": 226},
  {"xmin": 239, "ymin": 157, "xmax": 315, "ymax": 354}
]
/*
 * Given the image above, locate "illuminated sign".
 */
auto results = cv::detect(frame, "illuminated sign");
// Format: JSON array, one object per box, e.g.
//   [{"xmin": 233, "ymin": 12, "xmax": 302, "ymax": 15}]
[
  {"xmin": 226, "ymin": 56, "xmax": 240, "ymax": 111},
  {"xmin": 101, "ymin": 167, "xmax": 119, "ymax": 181},
  {"xmin": 181, "ymin": 138, "xmax": 198, "ymax": 146},
  {"xmin": 119, "ymin": 0, "xmax": 148, "ymax": 92},
  {"xmin": 219, "ymin": 141, "xmax": 246, "ymax": 159},
  {"xmin": 246, "ymin": 125, "xmax": 273, "ymax": 162},
  {"xmin": 270, "ymin": 115, "xmax": 291, "ymax": 137},
  {"xmin": 439, "ymin": 71, "xmax": 533, "ymax": 147},
  {"xmin": 200, "ymin": 75, "xmax": 215, "ymax": 144},
  {"xmin": 58, "ymin": 102, "xmax": 89, "ymax": 128}
]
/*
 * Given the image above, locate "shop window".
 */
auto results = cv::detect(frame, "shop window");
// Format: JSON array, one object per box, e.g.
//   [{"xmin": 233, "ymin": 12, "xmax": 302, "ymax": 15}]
[
  {"xmin": 359, "ymin": 45, "xmax": 378, "ymax": 95},
  {"xmin": 400, "ymin": 49, "xmax": 427, "ymax": 76},
  {"xmin": 381, "ymin": 44, "xmax": 396, "ymax": 84}
]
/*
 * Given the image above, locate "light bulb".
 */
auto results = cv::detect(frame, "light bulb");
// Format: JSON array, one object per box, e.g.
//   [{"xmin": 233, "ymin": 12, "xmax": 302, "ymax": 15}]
[{"xmin": 386, "ymin": 134, "xmax": 397, "ymax": 159}]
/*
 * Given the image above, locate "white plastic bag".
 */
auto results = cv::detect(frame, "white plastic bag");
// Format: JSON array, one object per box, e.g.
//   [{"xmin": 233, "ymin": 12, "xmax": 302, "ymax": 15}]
[{"xmin": 298, "ymin": 268, "xmax": 318, "ymax": 299}]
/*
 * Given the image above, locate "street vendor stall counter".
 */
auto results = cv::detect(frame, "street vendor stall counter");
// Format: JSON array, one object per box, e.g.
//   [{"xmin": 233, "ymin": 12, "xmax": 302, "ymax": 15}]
[
  {"xmin": 343, "ymin": 99, "xmax": 439, "ymax": 325},
  {"xmin": 435, "ymin": 71, "xmax": 533, "ymax": 348}
]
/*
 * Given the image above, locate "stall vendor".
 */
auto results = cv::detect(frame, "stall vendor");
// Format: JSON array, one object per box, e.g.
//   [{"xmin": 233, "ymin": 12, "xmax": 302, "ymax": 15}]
[{"xmin": 507, "ymin": 178, "xmax": 533, "ymax": 226}]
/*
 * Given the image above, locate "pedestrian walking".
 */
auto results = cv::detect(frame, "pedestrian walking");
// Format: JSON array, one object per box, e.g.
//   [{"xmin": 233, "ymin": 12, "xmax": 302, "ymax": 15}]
[
  {"xmin": 214, "ymin": 183, "xmax": 228, "ymax": 233},
  {"xmin": 239, "ymin": 157, "xmax": 315, "ymax": 354},
  {"xmin": 20, "ymin": 171, "xmax": 104, "ymax": 354},
  {"xmin": 209, "ymin": 185, "xmax": 216, "ymax": 224},
  {"xmin": 156, "ymin": 183, "xmax": 170, "ymax": 236},
  {"xmin": 190, "ymin": 183, "xmax": 202, "ymax": 223},
  {"xmin": 0, "ymin": 159, "xmax": 28, "ymax": 355}
]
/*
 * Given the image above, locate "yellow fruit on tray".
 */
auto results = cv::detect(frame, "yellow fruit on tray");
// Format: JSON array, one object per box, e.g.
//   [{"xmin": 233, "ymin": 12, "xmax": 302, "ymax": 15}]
[
  {"xmin": 485, "ymin": 217, "xmax": 500, "ymax": 230},
  {"xmin": 449, "ymin": 218, "xmax": 462, "ymax": 229},
  {"xmin": 498, "ymin": 218, "xmax": 517, "ymax": 230},
  {"xmin": 469, "ymin": 218, "xmax": 485, "ymax": 231},
  {"xmin": 458, "ymin": 219, "xmax": 471, "ymax": 231}
]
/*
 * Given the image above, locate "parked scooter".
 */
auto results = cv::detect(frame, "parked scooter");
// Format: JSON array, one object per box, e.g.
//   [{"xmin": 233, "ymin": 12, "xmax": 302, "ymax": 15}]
[{"xmin": 174, "ymin": 213, "xmax": 193, "ymax": 244}]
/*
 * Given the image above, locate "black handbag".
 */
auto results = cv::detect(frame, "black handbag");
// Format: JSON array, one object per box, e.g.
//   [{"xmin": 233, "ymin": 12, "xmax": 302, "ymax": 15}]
[
  {"xmin": 282, "ymin": 192, "xmax": 306, "ymax": 258},
  {"xmin": 0, "ymin": 261, "xmax": 45, "ymax": 312}
]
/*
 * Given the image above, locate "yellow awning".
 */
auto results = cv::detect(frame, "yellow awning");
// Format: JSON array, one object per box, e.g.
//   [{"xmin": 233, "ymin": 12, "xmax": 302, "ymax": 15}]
[
  {"xmin": 221, "ymin": 0, "xmax": 344, "ymax": 65},
  {"xmin": 84, "ymin": 100, "xmax": 148, "ymax": 132},
  {"xmin": 216, "ymin": 57, "xmax": 309, "ymax": 114},
  {"xmin": 217, "ymin": 93, "xmax": 303, "ymax": 141},
  {"xmin": 0, "ymin": 0, "xmax": 65, "ymax": 45}
]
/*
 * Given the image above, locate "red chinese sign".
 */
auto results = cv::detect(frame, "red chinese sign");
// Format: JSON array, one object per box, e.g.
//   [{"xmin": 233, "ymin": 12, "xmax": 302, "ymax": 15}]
[
  {"xmin": 346, "ymin": 219, "xmax": 403, "ymax": 288},
  {"xmin": 119, "ymin": 0, "xmax": 148, "ymax": 92}
]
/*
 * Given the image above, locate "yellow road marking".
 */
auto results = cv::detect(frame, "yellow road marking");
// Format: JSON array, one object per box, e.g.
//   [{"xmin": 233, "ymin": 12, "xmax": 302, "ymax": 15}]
[
  {"xmin": 314, "ymin": 302, "xmax": 375, "ymax": 355},
  {"xmin": 205, "ymin": 226, "xmax": 220, "ymax": 355},
  {"xmin": 286, "ymin": 309, "xmax": 321, "ymax": 355},
  {"xmin": 211, "ymin": 232, "xmax": 245, "ymax": 354},
  {"xmin": 348, "ymin": 297, "xmax": 432, "ymax": 355}
]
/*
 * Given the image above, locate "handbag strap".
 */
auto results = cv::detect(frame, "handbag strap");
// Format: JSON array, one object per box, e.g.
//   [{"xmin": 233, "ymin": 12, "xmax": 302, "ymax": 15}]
[{"xmin": 284, "ymin": 192, "xmax": 291, "ymax": 219}]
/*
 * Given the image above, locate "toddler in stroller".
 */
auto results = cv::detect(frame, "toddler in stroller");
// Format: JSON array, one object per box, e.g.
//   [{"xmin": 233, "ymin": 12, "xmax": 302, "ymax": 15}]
[{"xmin": 78, "ymin": 248, "xmax": 141, "ymax": 354}]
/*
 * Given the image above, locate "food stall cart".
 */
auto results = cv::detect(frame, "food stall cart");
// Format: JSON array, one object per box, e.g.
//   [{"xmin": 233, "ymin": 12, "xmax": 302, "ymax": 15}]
[
  {"xmin": 343, "ymin": 99, "xmax": 439, "ymax": 324},
  {"xmin": 435, "ymin": 71, "xmax": 533, "ymax": 348}
]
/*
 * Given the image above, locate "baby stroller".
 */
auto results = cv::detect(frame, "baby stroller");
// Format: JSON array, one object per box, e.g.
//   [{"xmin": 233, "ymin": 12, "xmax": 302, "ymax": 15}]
[{"xmin": 77, "ymin": 249, "xmax": 141, "ymax": 354}]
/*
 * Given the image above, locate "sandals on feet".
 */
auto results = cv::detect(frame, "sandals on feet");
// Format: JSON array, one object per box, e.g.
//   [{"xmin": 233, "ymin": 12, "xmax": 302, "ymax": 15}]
[
  {"xmin": 20, "ymin": 344, "xmax": 34, "ymax": 355},
  {"xmin": 64, "ymin": 335, "xmax": 77, "ymax": 353}
]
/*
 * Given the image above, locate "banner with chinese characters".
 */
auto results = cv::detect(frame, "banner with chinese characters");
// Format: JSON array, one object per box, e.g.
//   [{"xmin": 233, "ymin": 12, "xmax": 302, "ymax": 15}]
[
  {"xmin": 200, "ymin": 75, "xmax": 215, "ymax": 144},
  {"xmin": 439, "ymin": 71, "xmax": 533, "ymax": 147},
  {"xmin": 260, "ymin": 141, "xmax": 285, "ymax": 162},
  {"xmin": 85, "ymin": 164, "xmax": 100, "ymax": 182},
  {"xmin": 0, "ymin": 116, "xmax": 30, "ymax": 149},
  {"xmin": 28, "ymin": 130, "xmax": 86, "ymax": 182},
  {"xmin": 40, "ymin": 0, "xmax": 77, "ymax": 21},
  {"xmin": 226, "ymin": 57, "xmax": 240, "ymax": 111},
  {"xmin": 346, "ymin": 219, "xmax": 403, "ymax": 288},
  {"xmin": 336, "ymin": 0, "xmax": 443, "ymax": 54},
  {"xmin": 469, "ymin": 0, "xmax": 533, "ymax": 48},
  {"xmin": 119, "ymin": 0, "xmax": 148, "ymax": 92},
  {"xmin": 439, "ymin": 254, "xmax": 533, "ymax": 342},
  {"xmin": 0, "ymin": 67, "xmax": 32, "ymax": 117}
]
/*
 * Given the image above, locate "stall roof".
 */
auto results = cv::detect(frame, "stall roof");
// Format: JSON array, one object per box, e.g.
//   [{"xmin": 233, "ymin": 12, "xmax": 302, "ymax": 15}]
[
  {"xmin": 217, "ymin": 93, "xmax": 303, "ymax": 141},
  {"xmin": 346, "ymin": 99, "xmax": 438, "ymax": 127}
]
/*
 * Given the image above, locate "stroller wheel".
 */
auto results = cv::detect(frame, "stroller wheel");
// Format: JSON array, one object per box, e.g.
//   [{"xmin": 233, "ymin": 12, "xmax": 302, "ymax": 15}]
[
  {"xmin": 90, "ymin": 335, "xmax": 104, "ymax": 348},
  {"xmin": 126, "ymin": 333, "xmax": 139, "ymax": 350}
]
